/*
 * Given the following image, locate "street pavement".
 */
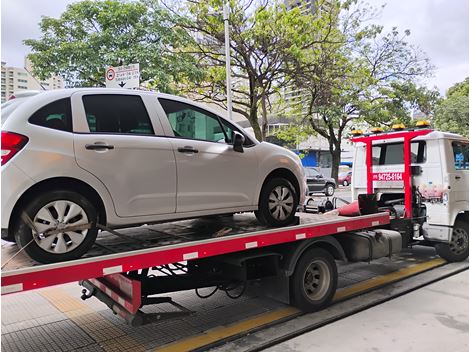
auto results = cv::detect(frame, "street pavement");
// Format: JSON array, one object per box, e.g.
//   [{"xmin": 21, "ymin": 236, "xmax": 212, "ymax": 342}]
[{"xmin": 267, "ymin": 270, "xmax": 469, "ymax": 352}]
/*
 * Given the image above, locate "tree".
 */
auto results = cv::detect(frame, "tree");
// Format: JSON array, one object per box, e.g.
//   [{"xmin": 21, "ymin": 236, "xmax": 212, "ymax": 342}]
[
  {"xmin": 24, "ymin": 0, "xmax": 202, "ymax": 92},
  {"xmin": 174, "ymin": 0, "xmax": 337, "ymax": 141},
  {"xmin": 282, "ymin": 0, "xmax": 432, "ymax": 181},
  {"xmin": 433, "ymin": 78, "xmax": 469, "ymax": 137},
  {"xmin": 360, "ymin": 82, "xmax": 440, "ymax": 127}
]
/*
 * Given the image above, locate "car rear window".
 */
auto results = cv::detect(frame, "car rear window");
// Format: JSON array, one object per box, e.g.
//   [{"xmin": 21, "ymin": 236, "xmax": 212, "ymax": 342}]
[{"xmin": 29, "ymin": 98, "xmax": 73, "ymax": 132}]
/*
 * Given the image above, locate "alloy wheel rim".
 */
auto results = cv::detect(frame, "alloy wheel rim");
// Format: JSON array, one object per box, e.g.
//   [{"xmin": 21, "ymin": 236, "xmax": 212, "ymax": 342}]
[
  {"xmin": 449, "ymin": 227, "xmax": 468, "ymax": 255},
  {"xmin": 268, "ymin": 185, "xmax": 294, "ymax": 221},
  {"xmin": 32, "ymin": 200, "xmax": 89, "ymax": 254},
  {"xmin": 303, "ymin": 260, "xmax": 330, "ymax": 301}
]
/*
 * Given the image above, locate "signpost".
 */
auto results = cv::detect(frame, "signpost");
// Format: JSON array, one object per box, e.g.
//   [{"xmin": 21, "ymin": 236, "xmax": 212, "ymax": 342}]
[{"xmin": 105, "ymin": 64, "xmax": 140, "ymax": 89}]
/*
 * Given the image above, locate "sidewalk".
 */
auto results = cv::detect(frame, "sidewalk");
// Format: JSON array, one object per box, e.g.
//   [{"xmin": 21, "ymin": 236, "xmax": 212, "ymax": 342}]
[{"xmin": 267, "ymin": 271, "xmax": 469, "ymax": 352}]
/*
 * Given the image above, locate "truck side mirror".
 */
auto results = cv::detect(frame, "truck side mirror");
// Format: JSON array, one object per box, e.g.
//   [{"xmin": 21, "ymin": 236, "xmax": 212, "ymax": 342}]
[{"xmin": 233, "ymin": 131, "xmax": 245, "ymax": 153}]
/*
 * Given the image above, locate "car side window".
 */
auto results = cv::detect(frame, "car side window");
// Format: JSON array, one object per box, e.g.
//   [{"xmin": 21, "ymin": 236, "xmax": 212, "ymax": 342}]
[
  {"xmin": 159, "ymin": 99, "xmax": 229, "ymax": 143},
  {"xmin": 82, "ymin": 95, "xmax": 154, "ymax": 135},
  {"xmin": 29, "ymin": 98, "xmax": 72, "ymax": 132}
]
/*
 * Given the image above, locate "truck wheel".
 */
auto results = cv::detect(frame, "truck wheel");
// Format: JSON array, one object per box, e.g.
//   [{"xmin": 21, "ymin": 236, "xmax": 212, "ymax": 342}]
[
  {"xmin": 255, "ymin": 177, "xmax": 298, "ymax": 227},
  {"xmin": 290, "ymin": 248, "xmax": 337, "ymax": 312},
  {"xmin": 435, "ymin": 220, "xmax": 469, "ymax": 262},
  {"xmin": 14, "ymin": 190, "xmax": 98, "ymax": 264},
  {"xmin": 324, "ymin": 184, "xmax": 335, "ymax": 196}
]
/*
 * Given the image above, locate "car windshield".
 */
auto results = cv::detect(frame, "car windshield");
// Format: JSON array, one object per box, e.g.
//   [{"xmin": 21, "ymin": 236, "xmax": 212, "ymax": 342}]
[{"xmin": 1, "ymin": 97, "xmax": 29, "ymax": 125}]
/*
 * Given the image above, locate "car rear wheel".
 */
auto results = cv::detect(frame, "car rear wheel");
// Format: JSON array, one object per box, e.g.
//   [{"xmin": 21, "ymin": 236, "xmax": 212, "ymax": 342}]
[
  {"xmin": 14, "ymin": 190, "xmax": 98, "ymax": 263},
  {"xmin": 342, "ymin": 180, "xmax": 349, "ymax": 187},
  {"xmin": 255, "ymin": 177, "xmax": 298, "ymax": 227},
  {"xmin": 324, "ymin": 183, "xmax": 335, "ymax": 196}
]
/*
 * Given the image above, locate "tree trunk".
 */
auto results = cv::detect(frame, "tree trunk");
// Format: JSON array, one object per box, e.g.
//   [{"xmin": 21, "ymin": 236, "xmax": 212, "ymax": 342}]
[
  {"xmin": 329, "ymin": 141, "xmax": 341, "ymax": 183},
  {"xmin": 249, "ymin": 104, "xmax": 263, "ymax": 141},
  {"xmin": 261, "ymin": 94, "xmax": 268, "ymax": 140}
]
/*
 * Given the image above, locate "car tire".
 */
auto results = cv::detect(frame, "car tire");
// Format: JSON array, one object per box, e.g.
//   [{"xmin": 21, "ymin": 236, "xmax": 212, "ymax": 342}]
[
  {"xmin": 435, "ymin": 219, "xmax": 469, "ymax": 262},
  {"xmin": 14, "ymin": 190, "xmax": 98, "ymax": 264},
  {"xmin": 290, "ymin": 248, "xmax": 337, "ymax": 312},
  {"xmin": 342, "ymin": 180, "xmax": 349, "ymax": 187},
  {"xmin": 255, "ymin": 177, "xmax": 298, "ymax": 227},
  {"xmin": 324, "ymin": 183, "xmax": 335, "ymax": 196}
]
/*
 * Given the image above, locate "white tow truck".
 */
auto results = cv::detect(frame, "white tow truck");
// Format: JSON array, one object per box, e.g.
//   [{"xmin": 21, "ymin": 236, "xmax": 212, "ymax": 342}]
[
  {"xmin": 351, "ymin": 123, "xmax": 469, "ymax": 262},
  {"xmin": 1, "ymin": 124, "xmax": 467, "ymax": 327}
]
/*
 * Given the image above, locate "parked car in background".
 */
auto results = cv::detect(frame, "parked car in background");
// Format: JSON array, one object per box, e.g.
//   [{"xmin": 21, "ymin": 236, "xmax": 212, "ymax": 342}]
[
  {"xmin": 1, "ymin": 88, "xmax": 306, "ymax": 263},
  {"xmin": 304, "ymin": 167, "xmax": 336, "ymax": 196},
  {"xmin": 338, "ymin": 171, "xmax": 352, "ymax": 186}
]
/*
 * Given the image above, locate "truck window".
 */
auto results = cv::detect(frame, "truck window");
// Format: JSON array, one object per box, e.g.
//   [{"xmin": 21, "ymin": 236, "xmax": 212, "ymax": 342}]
[
  {"xmin": 452, "ymin": 141, "xmax": 469, "ymax": 170},
  {"xmin": 372, "ymin": 141, "xmax": 426, "ymax": 165}
]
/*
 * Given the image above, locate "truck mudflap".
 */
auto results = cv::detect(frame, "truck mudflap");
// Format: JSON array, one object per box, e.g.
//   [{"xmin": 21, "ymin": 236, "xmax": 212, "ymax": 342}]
[{"xmin": 336, "ymin": 229, "xmax": 402, "ymax": 262}]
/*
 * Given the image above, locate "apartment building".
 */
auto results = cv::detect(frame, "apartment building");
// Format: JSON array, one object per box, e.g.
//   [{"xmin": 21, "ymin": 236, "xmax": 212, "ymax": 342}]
[{"xmin": 1, "ymin": 58, "xmax": 64, "ymax": 102}]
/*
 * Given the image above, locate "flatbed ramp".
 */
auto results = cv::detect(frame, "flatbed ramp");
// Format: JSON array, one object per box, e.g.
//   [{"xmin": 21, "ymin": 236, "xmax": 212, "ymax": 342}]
[
  {"xmin": 2, "ymin": 247, "xmax": 466, "ymax": 352},
  {"xmin": 1, "ymin": 212, "xmax": 389, "ymax": 294}
]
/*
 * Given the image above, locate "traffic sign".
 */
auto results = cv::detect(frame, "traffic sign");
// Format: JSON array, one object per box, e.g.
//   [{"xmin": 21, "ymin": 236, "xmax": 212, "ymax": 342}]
[{"xmin": 105, "ymin": 64, "xmax": 140, "ymax": 89}]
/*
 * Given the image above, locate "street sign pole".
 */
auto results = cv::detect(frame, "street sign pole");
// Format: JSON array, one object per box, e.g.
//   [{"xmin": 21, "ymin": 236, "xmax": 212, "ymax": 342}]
[{"xmin": 223, "ymin": 3, "xmax": 233, "ymax": 120}]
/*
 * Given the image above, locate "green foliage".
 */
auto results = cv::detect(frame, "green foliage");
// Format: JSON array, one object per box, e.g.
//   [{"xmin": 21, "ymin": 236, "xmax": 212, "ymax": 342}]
[
  {"xmin": 360, "ymin": 82, "xmax": 440, "ymax": 127},
  {"xmin": 433, "ymin": 78, "xmax": 469, "ymax": 137},
  {"xmin": 177, "ymin": 0, "xmax": 336, "ymax": 141},
  {"xmin": 270, "ymin": 125, "xmax": 316, "ymax": 150},
  {"xmin": 24, "ymin": 0, "xmax": 202, "ymax": 92},
  {"xmin": 281, "ymin": 0, "xmax": 433, "ymax": 180}
]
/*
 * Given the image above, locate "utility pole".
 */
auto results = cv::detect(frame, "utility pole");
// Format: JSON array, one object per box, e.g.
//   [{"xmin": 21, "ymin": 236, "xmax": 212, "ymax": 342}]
[{"xmin": 223, "ymin": 3, "xmax": 233, "ymax": 120}]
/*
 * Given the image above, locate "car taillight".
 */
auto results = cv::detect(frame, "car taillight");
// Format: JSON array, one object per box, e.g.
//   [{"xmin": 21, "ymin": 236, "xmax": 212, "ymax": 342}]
[{"xmin": 1, "ymin": 131, "xmax": 28, "ymax": 166}]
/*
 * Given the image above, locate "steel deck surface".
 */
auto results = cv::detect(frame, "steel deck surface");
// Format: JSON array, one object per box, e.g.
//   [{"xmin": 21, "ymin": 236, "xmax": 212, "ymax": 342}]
[{"xmin": 1, "ymin": 212, "xmax": 389, "ymax": 294}]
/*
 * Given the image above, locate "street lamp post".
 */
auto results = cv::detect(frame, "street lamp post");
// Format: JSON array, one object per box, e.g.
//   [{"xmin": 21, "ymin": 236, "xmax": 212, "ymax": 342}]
[{"xmin": 223, "ymin": 3, "xmax": 233, "ymax": 120}]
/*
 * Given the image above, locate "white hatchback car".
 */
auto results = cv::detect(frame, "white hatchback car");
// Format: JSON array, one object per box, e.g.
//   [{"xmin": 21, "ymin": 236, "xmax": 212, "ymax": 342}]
[{"xmin": 2, "ymin": 89, "xmax": 306, "ymax": 263}]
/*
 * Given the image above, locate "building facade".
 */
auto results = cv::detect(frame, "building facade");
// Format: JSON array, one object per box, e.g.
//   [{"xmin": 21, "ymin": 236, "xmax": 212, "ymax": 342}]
[{"xmin": 1, "ymin": 59, "xmax": 64, "ymax": 102}]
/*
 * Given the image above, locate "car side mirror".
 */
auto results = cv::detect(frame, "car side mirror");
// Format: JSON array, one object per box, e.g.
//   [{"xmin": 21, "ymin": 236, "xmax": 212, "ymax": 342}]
[{"xmin": 233, "ymin": 131, "xmax": 245, "ymax": 153}]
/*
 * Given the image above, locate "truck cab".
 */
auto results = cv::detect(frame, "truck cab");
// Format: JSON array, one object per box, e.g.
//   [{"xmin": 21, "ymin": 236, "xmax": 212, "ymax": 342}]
[{"xmin": 351, "ymin": 128, "xmax": 469, "ymax": 261}]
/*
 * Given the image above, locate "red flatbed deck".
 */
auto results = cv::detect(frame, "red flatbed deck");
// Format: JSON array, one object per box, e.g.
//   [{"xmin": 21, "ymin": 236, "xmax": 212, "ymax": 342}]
[{"xmin": 1, "ymin": 212, "xmax": 389, "ymax": 294}]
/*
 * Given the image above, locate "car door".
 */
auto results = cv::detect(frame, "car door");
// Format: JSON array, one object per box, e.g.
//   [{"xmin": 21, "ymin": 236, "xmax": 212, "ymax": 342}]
[
  {"xmin": 157, "ymin": 98, "xmax": 259, "ymax": 213},
  {"xmin": 72, "ymin": 92, "xmax": 177, "ymax": 217},
  {"xmin": 309, "ymin": 168, "xmax": 325, "ymax": 191}
]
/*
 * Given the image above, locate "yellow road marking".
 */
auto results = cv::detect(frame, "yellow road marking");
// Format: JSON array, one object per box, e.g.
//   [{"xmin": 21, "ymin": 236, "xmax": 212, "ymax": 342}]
[
  {"xmin": 155, "ymin": 307, "xmax": 300, "ymax": 352},
  {"xmin": 157, "ymin": 258, "xmax": 446, "ymax": 352},
  {"xmin": 333, "ymin": 258, "xmax": 446, "ymax": 301}
]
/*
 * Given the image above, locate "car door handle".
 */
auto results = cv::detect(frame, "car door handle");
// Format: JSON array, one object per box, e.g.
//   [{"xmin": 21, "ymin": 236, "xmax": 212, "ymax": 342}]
[
  {"xmin": 455, "ymin": 175, "xmax": 461, "ymax": 180},
  {"xmin": 85, "ymin": 143, "xmax": 114, "ymax": 150},
  {"xmin": 177, "ymin": 146, "xmax": 198, "ymax": 153}
]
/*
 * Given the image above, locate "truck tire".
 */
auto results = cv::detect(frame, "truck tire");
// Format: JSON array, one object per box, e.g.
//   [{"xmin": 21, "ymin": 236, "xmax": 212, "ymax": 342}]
[
  {"xmin": 290, "ymin": 248, "xmax": 337, "ymax": 312},
  {"xmin": 255, "ymin": 177, "xmax": 298, "ymax": 227},
  {"xmin": 14, "ymin": 190, "xmax": 98, "ymax": 264},
  {"xmin": 435, "ymin": 219, "xmax": 469, "ymax": 262}
]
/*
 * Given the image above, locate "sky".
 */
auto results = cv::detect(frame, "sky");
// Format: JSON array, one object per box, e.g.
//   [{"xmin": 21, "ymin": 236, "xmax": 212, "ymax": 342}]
[{"xmin": 1, "ymin": 0, "xmax": 469, "ymax": 95}]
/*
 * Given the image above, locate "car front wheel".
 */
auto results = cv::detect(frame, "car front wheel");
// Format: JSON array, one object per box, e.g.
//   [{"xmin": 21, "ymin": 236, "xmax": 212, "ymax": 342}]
[
  {"xmin": 255, "ymin": 177, "xmax": 298, "ymax": 227},
  {"xmin": 14, "ymin": 190, "xmax": 98, "ymax": 263},
  {"xmin": 342, "ymin": 180, "xmax": 349, "ymax": 187}
]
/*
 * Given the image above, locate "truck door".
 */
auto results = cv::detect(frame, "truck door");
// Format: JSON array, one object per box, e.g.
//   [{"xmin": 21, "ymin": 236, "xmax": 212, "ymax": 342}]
[{"xmin": 449, "ymin": 140, "xmax": 469, "ymax": 204}]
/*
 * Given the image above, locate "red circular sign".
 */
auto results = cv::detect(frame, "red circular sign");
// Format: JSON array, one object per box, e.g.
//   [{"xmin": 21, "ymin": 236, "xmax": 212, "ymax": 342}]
[{"xmin": 106, "ymin": 68, "xmax": 115, "ymax": 81}]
